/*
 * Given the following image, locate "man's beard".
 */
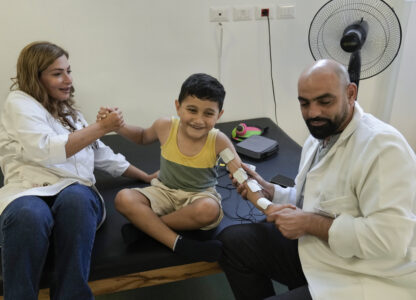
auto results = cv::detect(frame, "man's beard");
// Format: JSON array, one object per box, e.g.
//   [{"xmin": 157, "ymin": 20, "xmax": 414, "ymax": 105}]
[{"xmin": 306, "ymin": 117, "xmax": 338, "ymax": 139}]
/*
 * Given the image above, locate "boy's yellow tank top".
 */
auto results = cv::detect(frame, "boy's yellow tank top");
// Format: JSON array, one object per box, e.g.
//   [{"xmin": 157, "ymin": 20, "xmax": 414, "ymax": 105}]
[{"xmin": 159, "ymin": 117, "xmax": 218, "ymax": 192}]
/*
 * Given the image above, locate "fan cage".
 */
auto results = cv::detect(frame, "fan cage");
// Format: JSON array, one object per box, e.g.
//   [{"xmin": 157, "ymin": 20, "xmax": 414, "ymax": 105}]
[{"xmin": 308, "ymin": 0, "xmax": 402, "ymax": 79}]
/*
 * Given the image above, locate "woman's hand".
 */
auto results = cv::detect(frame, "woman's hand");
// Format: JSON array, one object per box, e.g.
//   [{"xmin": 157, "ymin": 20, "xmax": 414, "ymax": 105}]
[
  {"xmin": 96, "ymin": 107, "xmax": 125, "ymax": 133},
  {"xmin": 96, "ymin": 106, "xmax": 109, "ymax": 122}
]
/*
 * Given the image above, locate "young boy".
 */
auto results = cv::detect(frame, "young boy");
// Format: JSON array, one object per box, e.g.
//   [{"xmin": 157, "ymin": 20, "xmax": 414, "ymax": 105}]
[{"xmin": 102, "ymin": 73, "xmax": 241, "ymax": 262}]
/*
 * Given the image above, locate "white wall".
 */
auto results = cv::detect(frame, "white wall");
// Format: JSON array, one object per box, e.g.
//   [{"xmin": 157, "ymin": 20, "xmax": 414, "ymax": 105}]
[
  {"xmin": 0, "ymin": 0, "xmax": 413, "ymax": 148},
  {"xmin": 390, "ymin": 2, "xmax": 416, "ymax": 148}
]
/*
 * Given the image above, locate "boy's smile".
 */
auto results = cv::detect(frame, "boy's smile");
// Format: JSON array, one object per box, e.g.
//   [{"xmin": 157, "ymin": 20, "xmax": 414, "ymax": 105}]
[{"xmin": 175, "ymin": 95, "xmax": 223, "ymax": 141}]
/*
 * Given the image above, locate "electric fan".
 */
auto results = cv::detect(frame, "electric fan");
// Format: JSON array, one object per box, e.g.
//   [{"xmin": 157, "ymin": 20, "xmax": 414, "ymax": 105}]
[{"xmin": 308, "ymin": 0, "xmax": 402, "ymax": 89}]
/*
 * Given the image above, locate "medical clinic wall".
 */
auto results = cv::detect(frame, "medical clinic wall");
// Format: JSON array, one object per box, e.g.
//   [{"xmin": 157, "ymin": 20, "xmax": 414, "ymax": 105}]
[{"xmin": 0, "ymin": 0, "xmax": 413, "ymax": 148}]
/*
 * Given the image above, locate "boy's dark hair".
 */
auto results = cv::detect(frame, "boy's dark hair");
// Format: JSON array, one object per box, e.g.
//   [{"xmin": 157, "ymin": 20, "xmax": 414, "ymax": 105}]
[{"xmin": 178, "ymin": 73, "xmax": 225, "ymax": 111}]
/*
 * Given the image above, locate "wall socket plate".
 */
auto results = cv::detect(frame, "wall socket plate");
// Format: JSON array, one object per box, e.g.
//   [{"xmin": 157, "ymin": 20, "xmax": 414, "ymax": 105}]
[
  {"xmin": 255, "ymin": 5, "xmax": 275, "ymax": 20},
  {"xmin": 277, "ymin": 5, "xmax": 295, "ymax": 19},
  {"xmin": 233, "ymin": 6, "xmax": 253, "ymax": 21},
  {"xmin": 209, "ymin": 7, "xmax": 230, "ymax": 22}
]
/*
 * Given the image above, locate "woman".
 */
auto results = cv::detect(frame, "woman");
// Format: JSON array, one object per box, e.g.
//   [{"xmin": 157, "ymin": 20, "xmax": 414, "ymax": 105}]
[{"xmin": 0, "ymin": 41, "xmax": 156, "ymax": 300}]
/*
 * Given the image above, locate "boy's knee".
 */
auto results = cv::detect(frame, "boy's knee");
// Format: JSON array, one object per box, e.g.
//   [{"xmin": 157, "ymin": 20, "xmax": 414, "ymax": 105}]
[
  {"xmin": 193, "ymin": 199, "xmax": 221, "ymax": 224},
  {"xmin": 115, "ymin": 189, "xmax": 146, "ymax": 213},
  {"xmin": 114, "ymin": 189, "xmax": 131, "ymax": 211}
]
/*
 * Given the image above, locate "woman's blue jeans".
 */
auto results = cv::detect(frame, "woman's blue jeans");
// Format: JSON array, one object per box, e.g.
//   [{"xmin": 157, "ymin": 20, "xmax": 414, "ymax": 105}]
[{"xmin": 0, "ymin": 183, "xmax": 103, "ymax": 300}]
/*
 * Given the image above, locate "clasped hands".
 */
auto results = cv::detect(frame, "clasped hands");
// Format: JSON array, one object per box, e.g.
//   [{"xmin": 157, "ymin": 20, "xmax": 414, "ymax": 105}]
[
  {"xmin": 232, "ymin": 164, "xmax": 309, "ymax": 239},
  {"xmin": 96, "ymin": 106, "xmax": 125, "ymax": 133}
]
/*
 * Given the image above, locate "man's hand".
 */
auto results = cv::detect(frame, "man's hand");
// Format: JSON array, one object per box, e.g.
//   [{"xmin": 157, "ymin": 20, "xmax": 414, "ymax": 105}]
[
  {"xmin": 231, "ymin": 163, "xmax": 275, "ymax": 200},
  {"xmin": 266, "ymin": 207, "xmax": 333, "ymax": 241},
  {"xmin": 266, "ymin": 207, "xmax": 309, "ymax": 239}
]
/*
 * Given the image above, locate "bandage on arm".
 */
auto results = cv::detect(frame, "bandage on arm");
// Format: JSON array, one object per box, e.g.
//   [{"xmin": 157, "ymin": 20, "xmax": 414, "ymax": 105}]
[{"xmin": 219, "ymin": 148, "xmax": 272, "ymax": 211}]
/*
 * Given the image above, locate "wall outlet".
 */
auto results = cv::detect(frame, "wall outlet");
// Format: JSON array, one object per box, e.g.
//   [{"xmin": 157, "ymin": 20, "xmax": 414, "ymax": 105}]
[
  {"xmin": 277, "ymin": 5, "xmax": 295, "ymax": 19},
  {"xmin": 255, "ymin": 5, "xmax": 275, "ymax": 20},
  {"xmin": 209, "ymin": 7, "xmax": 230, "ymax": 22},
  {"xmin": 233, "ymin": 6, "xmax": 253, "ymax": 21}
]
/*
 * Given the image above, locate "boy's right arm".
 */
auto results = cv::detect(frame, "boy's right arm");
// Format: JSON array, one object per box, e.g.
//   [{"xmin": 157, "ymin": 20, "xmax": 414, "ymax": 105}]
[
  {"xmin": 97, "ymin": 107, "xmax": 169, "ymax": 145},
  {"xmin": 117, "ymin": 124, "xmax": 155, "ymax": 145},
  {"xmin": 118, "ymin": 117, "xmax": 172, "ymax": 145}
]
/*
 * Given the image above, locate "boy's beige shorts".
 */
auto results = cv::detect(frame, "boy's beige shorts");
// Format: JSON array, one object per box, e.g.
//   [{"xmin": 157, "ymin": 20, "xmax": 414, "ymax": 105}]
[{"xmin": 134, "ymin": 178, "xmax": 223, "ymax": 230}]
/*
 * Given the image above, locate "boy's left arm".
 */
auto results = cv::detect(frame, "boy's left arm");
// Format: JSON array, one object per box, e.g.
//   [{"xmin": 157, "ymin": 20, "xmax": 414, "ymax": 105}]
[
  {"xmin": 215, "ymin": 131, "xmax": 242, "ymax": 166},
  {"xmin": 215, "ymin": 132, "xmax": 288, "ymax": 212}
]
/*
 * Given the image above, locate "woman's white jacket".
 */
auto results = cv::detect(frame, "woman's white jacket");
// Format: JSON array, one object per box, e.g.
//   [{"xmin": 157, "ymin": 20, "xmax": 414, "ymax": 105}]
[{"xmin": 0, "ymin": 91, "xmax": 130, "ymax": 225}]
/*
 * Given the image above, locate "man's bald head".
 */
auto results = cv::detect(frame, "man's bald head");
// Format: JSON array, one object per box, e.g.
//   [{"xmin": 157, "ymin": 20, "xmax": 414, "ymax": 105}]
[{"xmin": 299, "ymin": 59, "xmax": 351, "ymax": 90}]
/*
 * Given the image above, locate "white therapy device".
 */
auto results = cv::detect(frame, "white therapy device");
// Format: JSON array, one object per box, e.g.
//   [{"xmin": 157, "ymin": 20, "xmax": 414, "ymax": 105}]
[{"xmin": 219, "ymin": 148, "xmax": 273, "ymax": 210}]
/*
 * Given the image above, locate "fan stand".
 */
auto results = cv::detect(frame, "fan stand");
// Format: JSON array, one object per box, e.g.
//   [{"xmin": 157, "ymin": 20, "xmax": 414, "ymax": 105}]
[
  {"xmin": 341, "ymin": 19, "xmax": 368, "ymax": 91},
  {"xmin": 348, "ymin": 50, "xmax": 362, "ymax": 91}
]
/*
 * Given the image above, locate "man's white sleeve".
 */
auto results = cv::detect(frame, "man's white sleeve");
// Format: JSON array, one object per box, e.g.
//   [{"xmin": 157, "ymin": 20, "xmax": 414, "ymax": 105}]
[{"xmin": 272, "ymin": 184, "xmax": 297, "ymax": 206}]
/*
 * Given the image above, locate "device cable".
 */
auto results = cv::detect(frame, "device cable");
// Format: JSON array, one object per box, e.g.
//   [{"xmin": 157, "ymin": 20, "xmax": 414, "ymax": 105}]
[
  {"xmin": 216, "ymin": 165, "xmax": 265, "ymax": 223},
  {"xmin": 217, "ymin": 22, "xmax": 224, "ymax": 82},
  {"xmin": 267, "ymin": 15, "xmax": 278, "ymax": 124}
]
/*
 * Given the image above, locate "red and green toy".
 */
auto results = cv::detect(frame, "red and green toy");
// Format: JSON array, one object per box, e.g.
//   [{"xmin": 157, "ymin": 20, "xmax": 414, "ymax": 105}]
[{"xmin": 231, "ymin": 123, "xmax": 263, "ymax": 142}]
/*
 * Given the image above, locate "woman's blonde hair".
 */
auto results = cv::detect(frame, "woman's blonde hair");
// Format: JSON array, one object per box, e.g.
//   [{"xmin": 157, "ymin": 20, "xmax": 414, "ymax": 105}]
[{"xmin": 11, "ymin": 41, "xmax": 77, "ymax": 122}]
